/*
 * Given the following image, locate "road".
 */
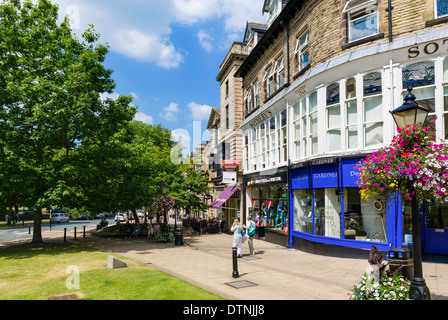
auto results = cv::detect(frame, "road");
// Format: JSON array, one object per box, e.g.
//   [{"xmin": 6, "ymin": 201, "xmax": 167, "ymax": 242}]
[{"xmin": 0, "ymin": 218, "xmax": 115, "ymax": 244}]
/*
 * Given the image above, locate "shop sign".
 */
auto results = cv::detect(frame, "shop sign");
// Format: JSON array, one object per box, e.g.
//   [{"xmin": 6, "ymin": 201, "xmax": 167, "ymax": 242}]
[
  {"xmin": 341, "ymin": 158, "xmax": 362, "ymax": 187},
  {"xmin": 252, "ymin": 172, "xmax": 286, "ymax": 186},
  {"xmin": 408, "ymin": 38, "xmax": 448, "ymax": 59},
  {"xmin": 311, "ymin": 163, "xmax": 338, "ymax": 188},
  {"xmin": 223, "ymin": 171, "xmax": 237, "ymax": 184},
  {"xmin": 309, "ymin": 157, "xmax": 337, "ymax": 166},
  {"xmin": 247, "ymin": 109, "xmax": 273, "ymax": 128},
  {"xmin": 222, "ymin": 159, "xmax": 239, "ymax": 170}
]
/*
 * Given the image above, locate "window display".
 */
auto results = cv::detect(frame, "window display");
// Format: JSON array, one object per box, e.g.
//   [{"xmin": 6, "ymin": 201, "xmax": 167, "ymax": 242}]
[
  {"xmin": 293, "ymin": 189, "xmax": 313, "ymax": 234},
  {"xmin": 344, "ymin": 188, "xmax": 387, "ymax": 242},
  {"xmin": 250, "ymin": 184, "xmax": 288, "ymax": 232},
  {"xmin": 292, "ymin": 186, "xmax": 388, "ymax": 243},
  {"xmin": 314, "ymin": 188, "xmax": 341, "ymax": 238}
]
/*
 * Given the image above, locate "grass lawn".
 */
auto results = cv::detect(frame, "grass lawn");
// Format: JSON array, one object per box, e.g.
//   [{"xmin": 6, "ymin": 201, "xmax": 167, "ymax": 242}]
[{"xmin": 0, "ymin": 244, "xmax": 226, "ymax": 300}]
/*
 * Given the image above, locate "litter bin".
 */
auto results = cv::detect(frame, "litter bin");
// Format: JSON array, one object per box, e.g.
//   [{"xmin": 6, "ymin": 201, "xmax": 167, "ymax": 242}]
[
  {"xmin": 174, "ymin": 228, "xmax": 183, "ymax": 246},
  {"xmin": 388, "ymin": 247, "xmax": 414, "ymax": 281}
]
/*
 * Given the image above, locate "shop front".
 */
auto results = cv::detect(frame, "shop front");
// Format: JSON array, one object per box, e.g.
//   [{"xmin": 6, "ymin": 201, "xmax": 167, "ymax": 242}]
[
  {"xmin": 289, "ymin": 157, "xmax": 404, "ymax": 253},
  {"xmin": 210, "ymin": 185, "xmax": 240, "ymax": 232},
  {"xmin": 244, "ymin": 167, "xmax": 289, "ymax": 245}
]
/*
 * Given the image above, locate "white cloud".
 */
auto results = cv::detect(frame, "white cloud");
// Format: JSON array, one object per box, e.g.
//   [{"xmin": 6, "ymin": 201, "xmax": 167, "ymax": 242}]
[
  {"xmin": 50, "ymin": 0, "xmax": 265, "ymax": 67},
  {"xmin": 134, "ymin": 112, "xmax": 154, "ymax": 125},
  {"xmin": 197, "ymin": 30, "xmax": 214, "ymax": 53},
  {"xmin": 159, "ymin": 102, "xmax": 181, "ymax": 122},
  {"xmin": 112, "ymin": 30, "xmax": 183, "ymax": 69},
  {"xmin": 188, "ymin": 102, "xmax": 212, "ymax": 120}
]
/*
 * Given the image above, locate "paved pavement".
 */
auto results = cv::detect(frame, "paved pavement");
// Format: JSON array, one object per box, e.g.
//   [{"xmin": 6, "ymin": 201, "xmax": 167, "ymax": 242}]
[{"xmin": 2, "ymin": 225, "xmax": 448, "ymax": 300}]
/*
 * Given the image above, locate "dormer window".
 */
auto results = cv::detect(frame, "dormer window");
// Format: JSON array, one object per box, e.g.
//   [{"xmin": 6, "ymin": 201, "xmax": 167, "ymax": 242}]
[
  {"xmin": 265, "ymin": 0, "xmax": 279, "ymax": 26},
  {"xmin": 343, "ymin": 0, "xmax": 378, "ymax": 43}
]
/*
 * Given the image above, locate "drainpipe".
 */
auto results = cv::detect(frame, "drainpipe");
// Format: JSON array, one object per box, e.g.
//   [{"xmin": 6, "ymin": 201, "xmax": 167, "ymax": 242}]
[
  {"xmin": 387, "ymin": 0, "xmax": 393, "ymax": 42},
  {"xmin": 280, "ymin": 19, "xmax": 291, "ymax": 84}
]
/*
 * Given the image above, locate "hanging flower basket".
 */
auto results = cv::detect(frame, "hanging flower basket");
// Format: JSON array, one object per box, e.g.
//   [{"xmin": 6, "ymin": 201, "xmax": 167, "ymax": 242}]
[{"xmin": 357, "ymin": 118, "xmax": 448, "ymax": 206}]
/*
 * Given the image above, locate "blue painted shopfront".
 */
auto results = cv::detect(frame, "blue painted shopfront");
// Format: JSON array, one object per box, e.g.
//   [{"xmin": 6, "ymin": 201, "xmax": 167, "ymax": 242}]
[{"xmin": 289, "ymin": 157, "xmax": 405, "ymax": 252}]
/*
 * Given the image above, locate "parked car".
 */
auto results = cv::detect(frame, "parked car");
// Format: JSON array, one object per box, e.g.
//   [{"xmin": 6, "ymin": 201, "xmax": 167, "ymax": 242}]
[
  {"xmin": 114, "ymin": 213, "xmax": 126, "ymax": 222},
  {"xmin": 77, "ymin": 214, "xmax": 91, "ymax": 220},
  {"xmin": 95, "ymin": 213, "xmax": 106, "ymax": 219},
  {"xmin": 50, "ymin": 212, "xmax": 70, "ymax": 223}
]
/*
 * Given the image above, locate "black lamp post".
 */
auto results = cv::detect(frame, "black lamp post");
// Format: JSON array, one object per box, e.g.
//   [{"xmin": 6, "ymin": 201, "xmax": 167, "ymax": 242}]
[
  {"xmin": 162, "ymin": 183, "xmax": 168, "ymax": 228},
  {"xmin": 390, "ymin": 86, "xmax": 431, "ymax": 300}
]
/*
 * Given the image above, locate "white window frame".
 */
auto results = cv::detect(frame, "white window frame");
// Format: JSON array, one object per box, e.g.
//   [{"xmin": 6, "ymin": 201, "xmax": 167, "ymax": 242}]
[
  {"xmin": 436, "ymin": 0, "xmax": 448, "ymax": 18},
  {"xmin": 266, "ymin": 0, "xmax": 279, "ymax": 26},
  {"xmin": 362, "ymin": 72, "xmax": 383, "ymax": 149},
  {"xmin": 263, "ymin": 65, "xmax": 274, "ymax": 97},
  {"xmin": 274, "ymin": 56, "xmax": 285, "ymax": 89},
  {"xmin": 343, "ymin": 0, "xmax": 379, "ymax": 43},
  {"xmin": 295, "ymin": 30, "xmax": 309, "ymax": 72},
  {"xmin": 326, "ymin": 83, "xmax": 342, "ymax": 153}
]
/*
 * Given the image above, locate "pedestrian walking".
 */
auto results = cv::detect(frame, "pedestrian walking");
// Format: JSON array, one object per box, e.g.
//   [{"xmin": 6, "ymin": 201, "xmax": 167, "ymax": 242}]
[
  {"xmin": 244, "ymin": 215, "xmax": 256, "ymax": 256},
  {"xmin": 231, "ymin": 219, "xmax": 243, "ymax": 258}
]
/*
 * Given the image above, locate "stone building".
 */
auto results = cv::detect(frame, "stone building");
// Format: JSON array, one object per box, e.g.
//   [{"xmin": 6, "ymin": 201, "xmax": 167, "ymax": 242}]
[{"xmin": 235, "ymin": 0, "xmax": 448, "ymax": 255}]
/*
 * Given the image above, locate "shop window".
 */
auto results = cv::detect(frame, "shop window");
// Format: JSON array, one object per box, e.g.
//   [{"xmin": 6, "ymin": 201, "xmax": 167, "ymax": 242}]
[
  {"xmin": 293, "ymin": 189, "xmax": 313, "ymax": 234},
  {"xmin": 363, "ymin": 72, "xmax": 383, "ymax": 148},
  {"xmin": 294, "ymin": 30, "xmax": 309, "ymax": 73},
  {"xmin": 344, "ymin": 188, "xmax": 387, "ymax": 242},
  {"xmin": 314, "ymin": 189, "xmax": 341, "ymax": 238},
  {"xmin": 327, "ymin": 83, "xmax": 341, "ymax": 152},
  {"xmin": 346, "ymin": 78, "xmax": 358, "ymax": 149},
  {"xmin": 436, "ymin": 0, "xmax": 448, "ymax": 18},
  {"xmin": 252, "ymin": 185, "xmax": 288, "ymax": 231},
  {"xmin": 343, "ymin": 0, "xmax": 379, "ymax": 43}
]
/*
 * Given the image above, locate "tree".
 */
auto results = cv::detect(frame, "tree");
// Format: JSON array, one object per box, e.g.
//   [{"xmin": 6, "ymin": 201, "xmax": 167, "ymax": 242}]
[
  {"xmin": 0, "ymin": 0, "xmax": 136, "ymax": 243},
  {"xmin": 169, "ymin": 161, "xmax": 211, "ymax": 219}
]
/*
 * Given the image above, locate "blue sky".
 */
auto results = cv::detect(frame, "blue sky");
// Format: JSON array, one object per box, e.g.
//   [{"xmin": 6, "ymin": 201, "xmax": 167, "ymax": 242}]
[{"xmin": 46, "ymin": 0, "xmax": 266, "ymax": 152}]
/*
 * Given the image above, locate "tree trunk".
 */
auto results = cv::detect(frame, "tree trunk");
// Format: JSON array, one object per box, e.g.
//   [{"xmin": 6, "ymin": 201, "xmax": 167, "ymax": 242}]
[
  {"xmin": 131, "ymin": 208, "xmax": 139, "ymax": 224},
  {"xmin": 32, "ymin": 207, "xmax": 43, "ymax": 244}
]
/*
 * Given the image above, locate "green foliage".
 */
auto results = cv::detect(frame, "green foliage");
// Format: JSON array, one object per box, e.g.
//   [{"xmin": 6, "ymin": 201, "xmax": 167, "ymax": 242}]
[{"xmin": 0, "ymin": 0, "xmax": 135, "ymax": 242}]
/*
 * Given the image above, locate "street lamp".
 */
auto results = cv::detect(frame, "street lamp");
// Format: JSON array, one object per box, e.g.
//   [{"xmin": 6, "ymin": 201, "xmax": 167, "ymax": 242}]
[
  {"xmin": 390, "ymin": 86, "xmax": 431, "ymax": 300},
  {"xmin": 161, "ymin": 183, "xmax": 168, "ymax": 228},
  {"xmin": 390, "ymin": 86, "xmax": 430, "ymax": 129}
]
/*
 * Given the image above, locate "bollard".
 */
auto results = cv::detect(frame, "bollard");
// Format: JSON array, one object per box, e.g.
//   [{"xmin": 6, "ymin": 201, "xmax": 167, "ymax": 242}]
[
  {"xmin": 74, "ymin": 227, "xmax": 77, "ymax": 240},
  {"xmin": 28, "ymin": 225, "xmax": 31, "ymax": 234},
  {"xmin": 83, "ymin": 225, "xmax": 86, "ymax": 238},
  {"xmin": 64, "ymin": 228, "xmax": 67, "ymax": 242},
  {"xmin": 232, "ymin": 247, "xmax": 239, "ymax": 278}
]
